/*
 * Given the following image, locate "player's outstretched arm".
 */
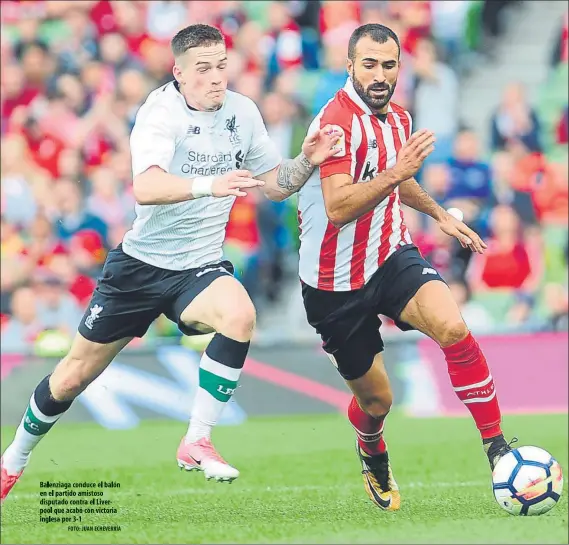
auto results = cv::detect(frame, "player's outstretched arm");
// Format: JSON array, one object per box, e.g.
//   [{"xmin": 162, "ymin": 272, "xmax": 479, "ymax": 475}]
[
  {"xmin": 257, "ymin": 152, "xmax": 314, "ymax": 202},
  {"xmin": 133, "ymin": 168, "xmax": 264, "ymax": 205},
  {"xmin": 322, "ymin": 129, "xmax": 435, "ymax": 227},
  {"xmin": 257, "ymin": 126, "xmax": 343, "ymax": 201},
  {"xmin": 399, "ymin": 178, "xmax": 487, "ymax": 254},
  {"xmin": 398, "ymin": 177, "xmax": 447, "ymax": 222}
]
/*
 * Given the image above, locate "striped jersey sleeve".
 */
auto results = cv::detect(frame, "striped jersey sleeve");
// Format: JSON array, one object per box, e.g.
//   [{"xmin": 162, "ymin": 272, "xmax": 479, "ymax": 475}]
[{"xmin": 319, "ymin": 99, "xmax": 362, "ymax": 180}]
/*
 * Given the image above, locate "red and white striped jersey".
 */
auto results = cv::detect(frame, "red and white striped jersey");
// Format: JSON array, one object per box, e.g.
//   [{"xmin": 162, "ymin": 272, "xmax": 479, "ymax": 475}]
[{"xmin": 298, "ymin": 78, "xmax": 413, "ymax": 291}]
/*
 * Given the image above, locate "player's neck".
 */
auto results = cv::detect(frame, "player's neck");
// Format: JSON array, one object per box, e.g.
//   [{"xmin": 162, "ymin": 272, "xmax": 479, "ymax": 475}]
[{"xmin": 372, "ymin": 103, "xmax": 390, "ymax": 116}]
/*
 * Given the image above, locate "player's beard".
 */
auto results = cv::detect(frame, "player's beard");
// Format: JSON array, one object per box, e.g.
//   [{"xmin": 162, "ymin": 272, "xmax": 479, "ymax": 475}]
[{"xmin": 351, "ymin": 70, "xmax": 397, "ymax": 113}]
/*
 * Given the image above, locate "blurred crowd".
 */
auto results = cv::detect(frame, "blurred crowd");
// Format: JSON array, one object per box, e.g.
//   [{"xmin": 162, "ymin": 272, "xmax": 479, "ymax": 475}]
[{"xmin": 1, "ymin": 0, "xmax": 568, "ymax": 353}]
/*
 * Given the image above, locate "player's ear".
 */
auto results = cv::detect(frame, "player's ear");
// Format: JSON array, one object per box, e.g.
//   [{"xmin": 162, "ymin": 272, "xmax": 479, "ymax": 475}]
[
  {"xmin": 173, "ymin": 63, "xmax": 184, "ymax": 85},
  {"xmin": 346, "ymin": 58, "xmax": 353, "ymax": 77}
]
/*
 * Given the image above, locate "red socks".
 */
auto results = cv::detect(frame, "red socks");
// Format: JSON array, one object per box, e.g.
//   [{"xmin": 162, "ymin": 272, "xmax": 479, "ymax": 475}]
[
  {"xmin": 347, "ymin": 333, "xmax": 501, "ymax": 453},
  {"xmin": 442, "ymin": 333, "xmax": 502, "ymax": 439},
  {"xmin": 348, "ymin": 396, "xmax": 387, "ymax": 455}
]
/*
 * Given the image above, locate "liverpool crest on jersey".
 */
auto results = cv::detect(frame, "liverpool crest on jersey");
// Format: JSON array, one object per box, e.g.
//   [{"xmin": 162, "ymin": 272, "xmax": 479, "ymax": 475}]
[{"xmin": 225, "ymin": 115, "xmax": 241, "ymax": 145}]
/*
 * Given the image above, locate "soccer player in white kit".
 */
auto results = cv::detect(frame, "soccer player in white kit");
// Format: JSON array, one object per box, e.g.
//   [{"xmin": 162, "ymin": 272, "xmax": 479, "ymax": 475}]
[{"xmin": 1, "ymin": 24, "xmax": 342, "ymax": 500}]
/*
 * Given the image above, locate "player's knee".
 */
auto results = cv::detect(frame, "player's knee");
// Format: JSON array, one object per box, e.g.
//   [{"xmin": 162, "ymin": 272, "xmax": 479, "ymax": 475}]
[
  {"xmin": 217, "ymin": 301, "xmax": 256, "ymax": 342},
  {"xmin": 359, "ymin": 394, "xmax": 392, "ymax": 420},
  {"xmin": 50, "ymin": 355, "xmax": 95, "ymax": 400},
  {"xmin": 437, "ymin": 319, "xmax": 469, "ymax": 348}
]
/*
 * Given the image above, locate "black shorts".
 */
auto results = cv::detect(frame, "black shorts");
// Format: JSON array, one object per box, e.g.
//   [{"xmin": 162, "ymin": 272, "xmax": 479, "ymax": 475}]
[
  {"xmin": 78, "ymin": 245, "xmax": 235, "ymax": 344},
  {"xmin": 302, "ymin": 244, "xmax": 445, "ymax": 381}
]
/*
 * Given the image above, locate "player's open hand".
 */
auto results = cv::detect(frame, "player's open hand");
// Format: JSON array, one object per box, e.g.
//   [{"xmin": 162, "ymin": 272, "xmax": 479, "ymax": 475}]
[
  {"xmin": 437, "ymin": 212, "xmax": 488, "ymax": 254},
  {"xmin": 393, "ymin": 129, "xmax": 436, "ymax": 180},
  {"xmin": 302, "ymin": 124, "xmax": 344, "ymax": 166},
  {"xmin": 212, "ymin": 170, "xmax": 265, "ymax": 197}
]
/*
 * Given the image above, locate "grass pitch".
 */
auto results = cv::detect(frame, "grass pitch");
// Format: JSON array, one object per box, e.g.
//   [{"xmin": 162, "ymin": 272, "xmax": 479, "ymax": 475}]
[{"xmin": 1, "ymin": 412, "xmax": 567, "ymax": 544}]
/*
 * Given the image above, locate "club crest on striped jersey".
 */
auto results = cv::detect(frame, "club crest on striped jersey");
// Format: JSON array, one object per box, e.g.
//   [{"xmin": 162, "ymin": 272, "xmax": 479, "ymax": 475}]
[{"xmin": 329, "ymin": 125, "xmax": 346, "ymax": 157}]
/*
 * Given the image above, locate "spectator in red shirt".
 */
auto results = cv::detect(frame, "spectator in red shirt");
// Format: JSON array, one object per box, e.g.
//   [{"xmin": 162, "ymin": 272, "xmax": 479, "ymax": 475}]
[
  {"xmin": 69, "ymin": 229, "xmax": 107, "ymax": 274},
  {"xmin": 511, "ymin": 151, "xmax": 569, "ymax": 227},
  {"xmin": 89, "ymin": 0, "xmax": 118, "ymax": 37},
  {"xmin": 468, "ymin": 205, "xmax": 543, "ymax": 292},
  {"xmin": 319, "ymin": 0, "xmax": 360, "ymax": 43},
  {"xmin": 1, "ymin": 63, "xmax": 39, "ymax": 124},
  {"xmin": 46, "ymin": 252, "xmax": 96, "ymax": 308},
  {"xmin": 112, "ymin": 1, "xmax": 153, "ymax": 60},
  {"xmin": 20, "ymin": 214, "xmax": 66, "ymax": 273},
  {"xmin": 20, "ymin": 113, "xmax": 66, "ymax": 179},
  {"xmin": 390, "ymin": 0, "xmax": 431, "ymax": 56},
  {"xmin": 530, "ymin": 161, "xmax": 569, "ymax": 227}
]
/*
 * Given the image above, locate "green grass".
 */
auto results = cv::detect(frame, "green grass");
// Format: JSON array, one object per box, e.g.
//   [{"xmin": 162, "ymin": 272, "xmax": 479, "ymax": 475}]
[{"xmin": 1, "ymin": 413, "xmax": 567, "ymax": 544}]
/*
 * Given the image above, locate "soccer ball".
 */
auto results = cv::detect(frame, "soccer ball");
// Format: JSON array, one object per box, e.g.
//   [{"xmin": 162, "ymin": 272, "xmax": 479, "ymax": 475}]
[{"xmin": 492, "ymin": 446, "xmax": 564, "ymax": 516}]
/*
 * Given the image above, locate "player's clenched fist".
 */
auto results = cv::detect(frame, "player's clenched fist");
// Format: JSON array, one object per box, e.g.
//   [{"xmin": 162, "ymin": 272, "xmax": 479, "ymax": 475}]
[
  {"xmin": 192, "ymin": 170, "xmax": 265, "ymax": 199},
  {"xmin": 393, "ymin": 129, "xmax": 436, "ymax": 181}
]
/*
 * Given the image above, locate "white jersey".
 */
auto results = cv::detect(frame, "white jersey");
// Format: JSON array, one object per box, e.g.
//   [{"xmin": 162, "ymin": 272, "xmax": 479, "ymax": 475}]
[{"xmin": 122, "ymin": 81, "xmax": 281, "ymax": 270}]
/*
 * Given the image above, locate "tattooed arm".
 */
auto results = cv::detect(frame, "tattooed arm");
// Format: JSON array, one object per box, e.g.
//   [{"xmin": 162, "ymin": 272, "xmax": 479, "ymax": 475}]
[
  {"xmin": 256, "ymin": 152, "xmax": 315, "ymax": 202},
  {"xmin": 398, "ymin": 177, "xmax": 447, "ymax": 221},
  {"xmin": 256, "ymin": 125, "xmax": 343, "ymax": 202}
]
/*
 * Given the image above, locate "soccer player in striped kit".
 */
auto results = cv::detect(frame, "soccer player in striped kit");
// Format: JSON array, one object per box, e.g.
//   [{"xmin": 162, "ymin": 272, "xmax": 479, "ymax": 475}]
[
  {"xmin": 298, "ymin": 24, "xmax": 515, "ymax": 511},
  {"xmin": 1, "ymin": 24, "xmax": 342, "ymax": 501}
]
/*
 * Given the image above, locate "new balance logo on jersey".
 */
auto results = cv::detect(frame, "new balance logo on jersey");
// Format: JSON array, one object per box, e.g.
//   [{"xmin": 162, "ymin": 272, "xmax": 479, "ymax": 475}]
[
  {"xmin": 187, "ymin": 125, "xmax": 201, "ymax": 135},
  {"xmin": 85, "ymin": 304, "xmax": 103, "ymax": 330},
  {"xmin": 422, "ymin": 267, "xmax": 438, "ymax": 275},
  {"xmin": 195, "ymin": 266, "xmax": 230, "ymax": 278},
  {"xmin": 361, "ymin": 161, "xmax": 377, "ymax": 182},
  {"xmin": 368, "ymin": 139, "xmax": 378, "ymax": 149}
]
